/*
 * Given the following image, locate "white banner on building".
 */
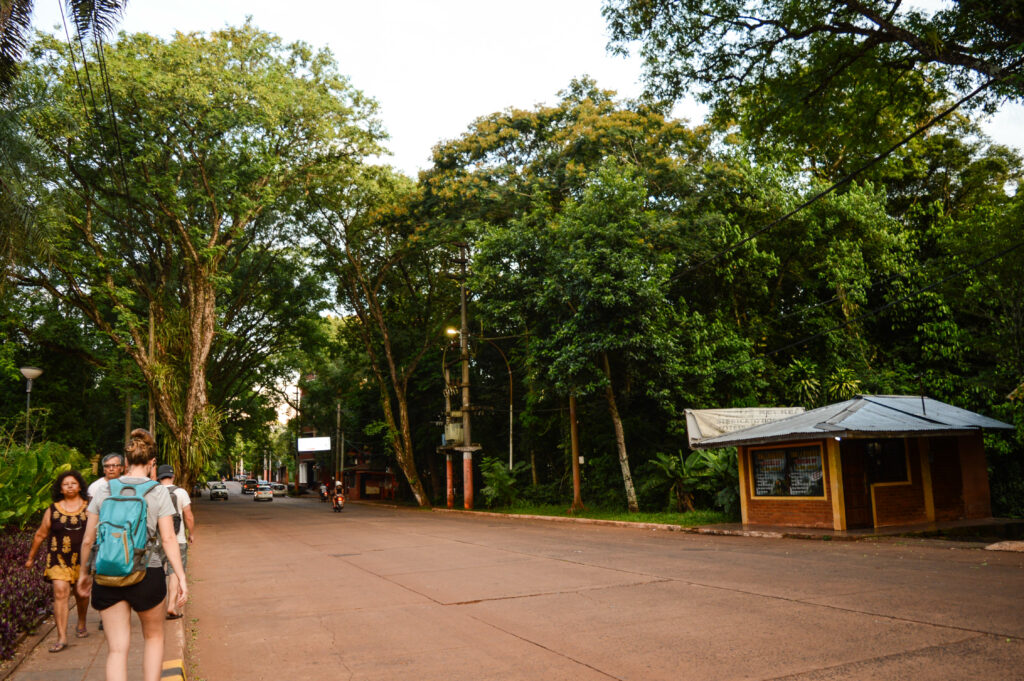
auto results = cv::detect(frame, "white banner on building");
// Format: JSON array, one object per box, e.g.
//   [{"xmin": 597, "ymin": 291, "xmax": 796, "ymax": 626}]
[
  {"xmin": 297, "ymin": 436, "xmax": 332, "ymax": 452},
  {"xmin": 685, "ymin": 408, "xmax": 805, "ymax": 447}
]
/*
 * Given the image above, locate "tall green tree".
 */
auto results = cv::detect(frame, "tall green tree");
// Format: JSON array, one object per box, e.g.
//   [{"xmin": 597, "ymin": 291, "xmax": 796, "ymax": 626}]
[
  {"xmin": 305, "ymin": 167, "xmax": 458, "ymax": 507},
  {"xmin": 428, "ymin": 81, "xmax": 720, "ymax": 510},
  {"xmin": 4, "ymin": 24, "xmax": 383, "ymax": 486},
  {"xmin": 605, "ymin": 0, "xmax": 1024, "ymax": 156},
  {"xmin": 475, "ymin": 161, "xmax": 683, "ymax": 511}
]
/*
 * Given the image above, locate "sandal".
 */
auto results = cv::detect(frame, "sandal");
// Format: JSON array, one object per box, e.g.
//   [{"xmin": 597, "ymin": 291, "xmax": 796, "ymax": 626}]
[
  {"xmin": 48, "ymin": 642, "xmax": 67, "ymax": 653},
  {"xmin": 76, "ymin": 628, "xmax": 89, "ymax": 638},
  {"xmin": 166, "ymin": 612, "xmax": 183, "ymax": 620}
]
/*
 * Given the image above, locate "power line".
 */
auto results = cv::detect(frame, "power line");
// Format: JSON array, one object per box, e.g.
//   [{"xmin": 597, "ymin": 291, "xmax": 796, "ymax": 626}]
[{"xmin": 90, "ymin": 32, "xmax": 131, "ymax": 196}]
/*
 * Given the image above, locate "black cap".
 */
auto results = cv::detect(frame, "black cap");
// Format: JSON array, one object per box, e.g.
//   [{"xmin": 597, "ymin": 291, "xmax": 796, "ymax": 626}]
[{"xmin": 156, "ymin": 464, "xmax": 175, "ymax": 480}]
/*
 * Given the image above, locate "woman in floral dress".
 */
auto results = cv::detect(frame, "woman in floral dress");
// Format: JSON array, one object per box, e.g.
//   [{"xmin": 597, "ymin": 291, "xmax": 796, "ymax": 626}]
[{"xmin": 25, "ymin": 470, "xmax": 92, "ymax": 652}]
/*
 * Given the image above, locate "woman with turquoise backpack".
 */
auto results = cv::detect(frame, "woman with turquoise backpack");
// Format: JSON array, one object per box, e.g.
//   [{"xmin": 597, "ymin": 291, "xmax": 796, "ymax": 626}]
[{"xmin": 77, "ymin": 429, "xmax": 187, "ymax": 681}]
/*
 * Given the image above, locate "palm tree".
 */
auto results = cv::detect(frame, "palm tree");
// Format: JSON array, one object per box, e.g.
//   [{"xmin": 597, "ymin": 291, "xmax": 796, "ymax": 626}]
[{"xmin": 0, "ymin": 0, "xmax": 126, "ymax": 95}]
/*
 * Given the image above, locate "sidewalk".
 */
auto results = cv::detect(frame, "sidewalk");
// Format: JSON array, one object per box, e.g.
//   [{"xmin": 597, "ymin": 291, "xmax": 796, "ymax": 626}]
[{"xmin": 1, "ymin": 608, "xmax": 186, "ymax": 681}]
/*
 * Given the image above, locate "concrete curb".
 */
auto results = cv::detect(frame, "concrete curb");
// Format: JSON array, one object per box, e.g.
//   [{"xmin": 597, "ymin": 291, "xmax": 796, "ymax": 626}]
[
  {"xmin": 431, "ymin": 507, "xmax": 703, "ymax": 533},
  {"xmin": 168, "ymin": 614, "xmax": 187, "ymax": 680},
  {"xmin": 426, "ymin": 506, "xmax": 996, "ymax": 545}
]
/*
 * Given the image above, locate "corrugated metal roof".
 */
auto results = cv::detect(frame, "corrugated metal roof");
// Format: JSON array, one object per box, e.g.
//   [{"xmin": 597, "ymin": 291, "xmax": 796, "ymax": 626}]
[{"xmin": 691, "ymin": 395, "xmax": 1014, "ymax": 449}]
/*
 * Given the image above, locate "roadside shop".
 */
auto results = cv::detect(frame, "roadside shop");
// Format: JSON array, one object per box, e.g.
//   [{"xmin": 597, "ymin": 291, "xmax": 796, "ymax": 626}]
[{"xmin": 688, "ymin": 395, "xmax": 1014, "ymax": 530}]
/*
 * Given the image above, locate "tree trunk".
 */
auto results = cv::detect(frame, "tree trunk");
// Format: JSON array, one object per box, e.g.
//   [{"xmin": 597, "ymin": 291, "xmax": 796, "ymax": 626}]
[
  {"xmin": 601, "ymin": 352, "xmax": 638, "ymax": 513},
  {"xmin": 395, "ymin": 388, "xmax": 430, "ymax": 506},
  {"xmin": 123, "ymin": 391, "xmax": 132, "ymax": 448},
  {"xmin": 568, "ymin": 393, "xmax": 584, "ymax": 514}
]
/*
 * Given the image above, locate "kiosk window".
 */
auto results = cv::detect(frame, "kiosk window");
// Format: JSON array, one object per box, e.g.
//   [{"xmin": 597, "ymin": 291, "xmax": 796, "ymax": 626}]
[
  {"xmin": 752, "ymin": 446, "xmax": 824, "ymax": 497},
  {"xmin": 866, "ymin": 439, "xmax": 908, "ymax": 484}
]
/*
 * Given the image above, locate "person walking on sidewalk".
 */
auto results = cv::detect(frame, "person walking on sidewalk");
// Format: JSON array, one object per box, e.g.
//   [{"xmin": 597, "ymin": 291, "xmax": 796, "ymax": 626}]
[
  {"xmin": 156, "ymin": 464, "xmax": 193, "ymax": 620},
  {"xmin": 24, "ymin": 470, "xmax": 92, "ymax": 652},
  {"xmin": 77, "ymin": 429, "xmax": 188, "ymax": 681}
]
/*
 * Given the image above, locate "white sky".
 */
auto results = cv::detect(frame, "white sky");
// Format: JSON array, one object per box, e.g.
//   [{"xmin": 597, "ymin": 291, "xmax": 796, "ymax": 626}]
[{"xmin": 32, "ymin": 0, "xmax": 1024, "ymax": 178}]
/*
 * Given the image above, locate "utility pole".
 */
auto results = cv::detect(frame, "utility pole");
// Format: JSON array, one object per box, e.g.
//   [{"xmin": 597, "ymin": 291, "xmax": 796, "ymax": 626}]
[
  {"xmin": 458, "ymin": 243, "xmax": 475, "ymax": 510},
  {"xmin": 443, "ymin": 361, "xmax": 456, "ymax": 509},
  {"xmin": 294, "ymin": 384, "xmax": 301, "ymax": 492},
  {"xmin": 336, "ymin": 401, "xmax": 342, "ymax": 485}
]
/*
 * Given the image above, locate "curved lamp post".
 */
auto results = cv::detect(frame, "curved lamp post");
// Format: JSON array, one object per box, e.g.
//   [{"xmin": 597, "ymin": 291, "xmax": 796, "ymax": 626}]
[
  {"xmin": 19, "ymin": 366, "xmax": 43, "ymax": 448},
  {"xmin": 446, "ymin": 328, "xmax": 514, "ymax": 470}
]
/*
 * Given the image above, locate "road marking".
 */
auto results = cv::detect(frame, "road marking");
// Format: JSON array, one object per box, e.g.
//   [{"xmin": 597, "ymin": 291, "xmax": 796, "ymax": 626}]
[{"xmin": 161, "ymin": 659, "xmax": 185, "ymax": 680}]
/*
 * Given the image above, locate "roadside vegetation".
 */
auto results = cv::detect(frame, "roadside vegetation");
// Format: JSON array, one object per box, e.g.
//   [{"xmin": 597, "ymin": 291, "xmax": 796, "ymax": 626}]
[
  {"xmin": 2, "ymin": 0, "xmax": 1022, "ymax": 534},
  {"xmin": 0, "ymin": 416, "xmax": 89, "ymax": 660},
  {"xmin": 480, "ymin": 505, "xmax": 730, "ymax": 528}
]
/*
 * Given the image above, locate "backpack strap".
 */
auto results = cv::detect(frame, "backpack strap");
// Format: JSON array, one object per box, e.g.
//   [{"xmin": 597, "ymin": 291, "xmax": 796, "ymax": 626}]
[
  {"xmin": 108, "ymin": 478, "xmax": 124, "ymax": 497},
  {"xmin": 167, "ymin": 485, "xmax": 180, "ymax": 516},
  {"xmin": 107, "ymin": 478, "xmax": 159, "ymax": 498}
]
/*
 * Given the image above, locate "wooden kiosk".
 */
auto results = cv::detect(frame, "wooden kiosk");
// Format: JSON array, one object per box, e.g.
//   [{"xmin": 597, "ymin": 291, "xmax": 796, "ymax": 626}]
[{"xmin": 689, "ymin": 396, "xmax": 1014, "ymax": 530}]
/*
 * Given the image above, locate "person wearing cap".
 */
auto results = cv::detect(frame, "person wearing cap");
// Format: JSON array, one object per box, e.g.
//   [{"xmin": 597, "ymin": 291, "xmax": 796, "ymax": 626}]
[{"xmin": 156, "ymin": 464, "xmax": 194, "ymax": 620}]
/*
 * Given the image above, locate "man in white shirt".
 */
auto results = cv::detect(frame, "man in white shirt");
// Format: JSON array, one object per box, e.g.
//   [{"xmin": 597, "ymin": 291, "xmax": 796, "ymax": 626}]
[
  {"xmin": 156, "ymin": 464, "xmax": 194, "ymax": 619},
  {"xmin": 87, "ymin": 453, "xmax": 124, "ymax": 499}
]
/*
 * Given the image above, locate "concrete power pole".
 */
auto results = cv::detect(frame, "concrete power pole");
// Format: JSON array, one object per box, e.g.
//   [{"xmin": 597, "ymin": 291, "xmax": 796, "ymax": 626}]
[{"xmin": 458, "ymin": 243, "xmax": 475, "ymax": 510}]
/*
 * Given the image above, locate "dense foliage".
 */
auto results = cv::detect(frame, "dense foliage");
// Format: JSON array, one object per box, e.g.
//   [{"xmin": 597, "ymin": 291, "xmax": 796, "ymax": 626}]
[
  {"xmin": 3, "ymin": 24, "xmax": 378, "ymax": 487},
  {"xmin": 0, "ymin": 531, "xmax": 50, "ymax": 660},
  {"xmin": 0, "ymin": 417, "xmax": 90, "ymax": 529},
  {"xmin": 3, "ymin": 14, "xmax": 1022, "ymax": 519}
]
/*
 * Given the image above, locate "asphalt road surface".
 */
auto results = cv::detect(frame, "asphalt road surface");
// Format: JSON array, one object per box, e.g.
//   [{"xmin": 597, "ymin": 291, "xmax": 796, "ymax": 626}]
[{"xmin": 187, "ymin": 484, "xmax": 1024, "ymax": 680}]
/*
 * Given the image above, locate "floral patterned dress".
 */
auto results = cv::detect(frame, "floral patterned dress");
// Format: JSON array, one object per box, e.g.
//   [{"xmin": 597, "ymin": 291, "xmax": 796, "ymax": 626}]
[{"xmin": 43, "ymin": 500, "xmax": 88, "ymax": 583}]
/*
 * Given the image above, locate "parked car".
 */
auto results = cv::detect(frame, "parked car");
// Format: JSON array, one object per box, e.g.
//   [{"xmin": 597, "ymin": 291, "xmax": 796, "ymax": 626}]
[
  {"xmin": 270, "ymin": 483, "xmax": 286, "ymax": 497},
  {"xmin": 242, "ymin": 479, "xmax": 258, "ymax": 495},
  {"xmin": 253, "ymin": 484, "xmax": 274, "ymax": 502},
  {"xmin": 208, "ymin": 481, "xmax": 229, "ymax": 501}
]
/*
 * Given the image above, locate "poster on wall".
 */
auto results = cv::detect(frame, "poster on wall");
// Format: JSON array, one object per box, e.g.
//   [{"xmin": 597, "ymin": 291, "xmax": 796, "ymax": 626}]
[
  {"xmin": 753, "ymin": 446, "xmax": 824, "ymax": 497},
  {"xmin": 754, "ymin": 451, "xmax": 787, "ymax": 496}
]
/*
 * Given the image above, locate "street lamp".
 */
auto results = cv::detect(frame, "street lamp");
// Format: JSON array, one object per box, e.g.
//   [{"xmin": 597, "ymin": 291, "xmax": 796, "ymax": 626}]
[
  {"xmin": 19, "ymin": 366, "xmax": 43, "ymax": 448},
  {"xmin": 446, "ymin": 328, "xmax": 514, "ymax": 470}
]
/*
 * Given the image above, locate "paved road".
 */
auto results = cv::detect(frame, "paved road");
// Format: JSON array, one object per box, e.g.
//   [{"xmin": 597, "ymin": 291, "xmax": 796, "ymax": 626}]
[{"xmin": 187, "ymin": 486, "xmax": 1024, "ymax": 680}]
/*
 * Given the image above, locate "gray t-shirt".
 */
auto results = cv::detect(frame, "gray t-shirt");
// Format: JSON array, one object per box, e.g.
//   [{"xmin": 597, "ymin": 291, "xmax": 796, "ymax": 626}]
[
  {"xmin": 87, "ymin": 476, "xmax": 175, "ymax": 568},
  {"xmin": 87, "ymin": 476, "xmax": 112, "ymax": 500}
]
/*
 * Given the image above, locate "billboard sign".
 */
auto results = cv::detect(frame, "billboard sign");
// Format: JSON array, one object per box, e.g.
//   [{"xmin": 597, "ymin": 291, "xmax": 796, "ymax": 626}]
[{"xmin": 297, "ymin": 436, "xmax": 332, "ymax": 452}]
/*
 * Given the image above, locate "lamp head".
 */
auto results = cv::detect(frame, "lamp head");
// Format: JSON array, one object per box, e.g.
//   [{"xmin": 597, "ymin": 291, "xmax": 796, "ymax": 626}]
[
  {"xmin": 19, "ymin": 366, "xmax": 43, "ymax": 381},
  {"xmin": 445, "ymin": 327, "xmax": 459, "ymax": 337}
]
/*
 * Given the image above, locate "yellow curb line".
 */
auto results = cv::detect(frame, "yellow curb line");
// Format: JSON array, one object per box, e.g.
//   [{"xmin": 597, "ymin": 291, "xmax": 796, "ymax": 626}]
[{"xmin": 161, "ymin": 659, "xmax": 185, "ymax": 680}]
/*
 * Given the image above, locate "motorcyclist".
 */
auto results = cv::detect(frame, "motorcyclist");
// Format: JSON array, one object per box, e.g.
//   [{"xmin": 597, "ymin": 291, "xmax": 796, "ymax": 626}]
[{"xmin": 332, "ymin": 483, "xmax": 344, "ymax": 511}]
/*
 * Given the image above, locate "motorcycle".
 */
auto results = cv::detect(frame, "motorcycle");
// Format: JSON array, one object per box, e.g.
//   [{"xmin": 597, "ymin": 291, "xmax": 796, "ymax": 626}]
[
  {"xmin": 332, "ymin": 490, "xmax": 345, "ymax": 513},
  {"xmin": 319, "ymin": 486, "xmax": 328, "ymax": 502}
]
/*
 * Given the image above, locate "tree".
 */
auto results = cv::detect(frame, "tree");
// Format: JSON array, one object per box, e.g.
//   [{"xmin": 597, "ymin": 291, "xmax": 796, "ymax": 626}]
[
  {"xmin": 305, "ymin": 167, "xmax": 459, "ymax": 507},
  {"xmin": 604, "ymin": 0, "xmax": 1024, "ymax": 175},
  {"xmin": 475, "ymin": 161, "xmax": 683, "ymax": 512},
  {"xmin": 428, "ymin": 78, "xmax": 706, "ymax": 511},
  {"xmin": 4, "ymin": 25, "xmax": 383, "ymax": 487}
]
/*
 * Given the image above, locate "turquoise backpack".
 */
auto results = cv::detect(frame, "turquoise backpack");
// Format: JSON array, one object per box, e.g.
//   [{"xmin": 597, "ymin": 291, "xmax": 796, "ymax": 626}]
[{"xmin": 93, "ymin": 479, "xmax": 159, "ymax": 586}]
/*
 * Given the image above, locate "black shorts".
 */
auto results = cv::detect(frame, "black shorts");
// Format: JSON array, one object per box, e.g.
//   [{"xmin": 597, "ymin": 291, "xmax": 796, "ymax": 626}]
[{"xmin": 91, "ymin": 567, "xmax": 166, "ymax": 612}]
